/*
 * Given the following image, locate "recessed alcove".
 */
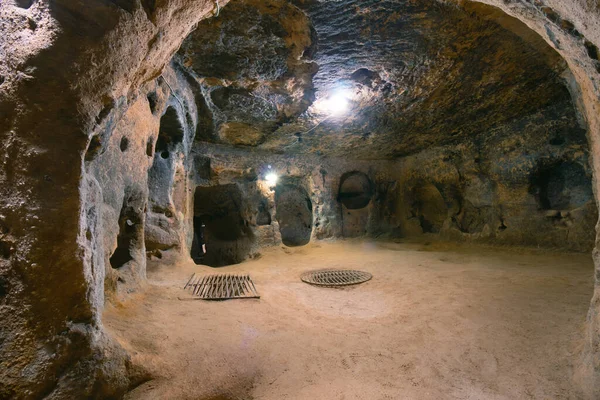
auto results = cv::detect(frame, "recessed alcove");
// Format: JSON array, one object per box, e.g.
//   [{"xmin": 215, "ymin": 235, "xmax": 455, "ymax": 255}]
[
  {"xmin": 275, "ymin": 183, "xmax": 313, "ymax": 247},
  {"xmin": 191, "ymin": 184, "xmax": 254, "ymax": 266}
]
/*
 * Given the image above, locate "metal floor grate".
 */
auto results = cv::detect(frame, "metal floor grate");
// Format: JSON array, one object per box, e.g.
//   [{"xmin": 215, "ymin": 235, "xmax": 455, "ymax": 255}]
[
  {"xmin": 184, "ymin": 273, "xmax": 260, "ymax": 300},
  {"xmin": 301, "ymin": 269, "xmax": 372, "ymax": 287}
]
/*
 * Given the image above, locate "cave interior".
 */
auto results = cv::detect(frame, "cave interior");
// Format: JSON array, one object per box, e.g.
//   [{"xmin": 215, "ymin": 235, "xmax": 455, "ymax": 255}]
[{"xmin": 2, "ymin": 0, "xmax": 600, "ymax": 398}]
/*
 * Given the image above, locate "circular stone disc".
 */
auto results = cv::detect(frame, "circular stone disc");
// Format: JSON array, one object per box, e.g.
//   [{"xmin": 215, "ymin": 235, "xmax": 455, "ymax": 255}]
[{"xmin": 301, "ymin": 269, "xmax": 372, "ymax": 287}]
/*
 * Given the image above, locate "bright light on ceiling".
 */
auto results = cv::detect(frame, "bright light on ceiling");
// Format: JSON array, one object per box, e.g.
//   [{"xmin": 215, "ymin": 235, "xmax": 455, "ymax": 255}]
[
  {"xmin": 316, "ymin": 89, "xmax": 351, "ymax": 116},
  {"xmin": 265, "ymin": 172, "xmax": 278, "ymax": 186}
]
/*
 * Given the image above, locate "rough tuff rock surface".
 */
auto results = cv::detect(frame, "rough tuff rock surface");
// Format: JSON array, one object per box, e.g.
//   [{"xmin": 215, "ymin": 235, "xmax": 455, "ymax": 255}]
[
  {"xmin": 192, "ymin": 134, "xmax": 595, "ymax": 259},
  {"xmin": 178, "ymin": 0, "xmax": 317, "ymax": 146},
  {"xmin": 178, "ymin": 0, "xmax": 586, "ymax": 159},
  {"xmin": 0, "ymin": 0, "xmax": 225, "ymax": 398},
  {"xmin": 2, "ymin": 0, "xmax": 600, "ymax": 399},
  {"xmin": 174, "ymin": 0, "xmax": 596, "ymax": 248}
]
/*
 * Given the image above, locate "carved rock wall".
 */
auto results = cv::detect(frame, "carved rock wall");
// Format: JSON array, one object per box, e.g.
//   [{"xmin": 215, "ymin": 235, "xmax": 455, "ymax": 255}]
[
  {"xmin": 2, "ymin": 0, "xmax": 600, "ymax": 398},
  {"xmin": 0, "ymin": 0, "xmax": 224, "ymax": 397}
]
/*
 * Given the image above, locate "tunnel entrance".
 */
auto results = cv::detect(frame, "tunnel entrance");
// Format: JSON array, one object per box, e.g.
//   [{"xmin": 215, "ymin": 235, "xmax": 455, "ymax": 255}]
[
  {"xmin": 191, "ymin": 184, "xmax": 253, "ymax": 267},
  {"xmin": 338, "ymin": 171, "xmax": 373, "ymax": 209},
  {"xmin": 156, "ymin": 106, "xmax": 185, "ymax": 157},
  {"xmin": 110, "ymin": 189, "xmax": 144, "ymax": 269},
  {"xmin": 148, "ymin": 106, "xmax": 185, "ymax": 210},
  {"xmin": 275, "ymin": 183, "xmax": 313, "ymax": 247},
  {"xmin": 338, "ymin": 172, "xmax": 373, "ymax": 237},
  {"xmin": 412, "ymin": 184, "xmax": 447, "ymax": 234},
  {"xmin": 145, "ymin": 105, "xmax": 186, "ymax": 255},
  {"xmin": 530, "ymin": 161, "xmax": 593, "ymax": 211},
  {"xmin": 256, "ymin": 200, "xmax": 272, "ymax": 226}
]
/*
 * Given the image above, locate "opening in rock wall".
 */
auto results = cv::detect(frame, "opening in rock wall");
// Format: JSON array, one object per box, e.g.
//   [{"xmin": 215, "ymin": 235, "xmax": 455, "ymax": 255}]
[
  {"xmin": 110, "ymin": 190, "xmax": 144, "ymax": 269},
  {"xmin": 146, "ymin": 138, "xmax": 154, "ymax": 157},
  {"xmin": 147, "ymin": 92, "xmax": 158, "ymax": 114},
  {"xmin": 275, "ymin": 183, "xmax": 313, "ymax": 247},
  {"xmin": 530, "ymin": 161, "xmax": 593, "ymax": 210},
  {"xmin": 0, "ymin": 278, "xmax": 6, "ymax": 299},
  {"xmin": 412, "ymin": 184, "xmax": 447, "ymax": 233},
  {"xmin": 192, "ymin": 184, "xmax": 253, "ymax": 267},
  {"xmin": 15, "ymin": 0, "xmax": 34, "ymax": 9},
  {"xmin": 0, "ymin": 241, "xmax": 11, "ymax": 259},
  {"xmin": 148, "ymin": 106, "xmax": 185, "ymax": 210},
  {"xmin": 338, "ymin": 171, "xmax": 373, "ymax": 209},
  {"xmin": 85, "ymin": 135, "xmax": 102, "ymax": 162},
  {"xmin": 190, "ymin": 215, "xmax": 204, "ymax": 262},
  {"xmin": 156, "ymin": 106, "xmax": 184, "ymax": 154},
  {"xmin": 194, "ymin": 155, "xmax": 211, "ymax": 180},
  {"xmin": 144, "ymin": 105, "xmax": 187, "ymax": 257},
  {"xmin": 257, "ymin": 201, "xmax": 271, "ymax": 226},
  {"xmin": 120, "ymin": 137, "xmax": 129, "ymax": 152}
]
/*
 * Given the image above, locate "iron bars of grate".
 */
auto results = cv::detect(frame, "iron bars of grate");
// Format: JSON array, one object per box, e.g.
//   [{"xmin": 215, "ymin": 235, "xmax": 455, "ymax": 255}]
[
  {"xmin": 301, "ymin": 269, "xmax": 372, "ymax": 287},
  {"xmin": 184, "ymin": 273, "xmax": 260, "ymax": 300}
]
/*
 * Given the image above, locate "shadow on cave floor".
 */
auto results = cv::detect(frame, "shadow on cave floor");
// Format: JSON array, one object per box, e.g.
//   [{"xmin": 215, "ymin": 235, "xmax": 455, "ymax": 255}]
[{"xmin": 105, "ymin": 240, "xmax": 593, "ymax": 400}]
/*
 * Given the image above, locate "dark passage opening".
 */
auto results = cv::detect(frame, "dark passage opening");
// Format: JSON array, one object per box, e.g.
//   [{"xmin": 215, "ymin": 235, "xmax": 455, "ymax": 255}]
[
  {"xmin": 191, "ymin": 184, "xmax": 253, "ymax": 267},
  {"xmin": 338, "ymin": 171, "xmax": 373, "ymax": 210},
  {"xmin": 411, "ymin": 184, "xmax": 447, "ymax": 233},
  {"xmin": 145, "ymin": 106, "xmax": 186, "ymax": 257},
  {"xmin": 257, "ymin": 200, "xmax": 271, "ymax": 226},
  {"xmin": 147, "ymin": 106, "xmax": 185, "ymax": 213},
  {"xmin": 111, "ymin": 189, "xmax": 144, "ymax": 269},
  {"xmin": 15, "ymin": 0, "xmax": 34, "ymax": 9},
  {"xmin": 156, "ymin": 106, "xmax": 184, "ymax": 154},
  {"xmin": 147, "ymin": 91, "xmax": 158, "ymax": 114},
  {"xmin": 275, "ymin": 183, "xmax": 313, "ymax": 247},
  {"xmin": 530, "ymin": 161, "xmax": 593, "ymax": 210}
]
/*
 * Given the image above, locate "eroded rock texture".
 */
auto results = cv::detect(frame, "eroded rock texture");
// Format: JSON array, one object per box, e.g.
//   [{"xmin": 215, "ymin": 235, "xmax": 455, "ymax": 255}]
[
  {"xmin": 393, "ymin": 104, "xmax": 596, "ymax": 251},
  {"xmin": 3, "ymin": 0, "xmax": 600, "ymax": 398},
  {"xmin": 178, "ymin": 0, "xmax": 581, "ymax": 159},
  {"xmin": 178, "ymin": 0, "xmax": 317, "ymax": 146},
  {"xmin": 0, "ymin": 0, "xmax": 224, "ymax": 398},
  {"xmin": 189, "ymin": 144, "xmax": 400, "ymax": 251},
  {"xmin": 175, "ymin": 0, "xmax": 595, "ymax": 252}
]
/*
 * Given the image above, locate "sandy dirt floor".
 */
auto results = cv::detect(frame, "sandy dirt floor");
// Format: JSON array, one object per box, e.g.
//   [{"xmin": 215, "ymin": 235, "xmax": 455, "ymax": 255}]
[{"xmin": 103, "ymin": 240, "xmax": 594, "ymax": 400}]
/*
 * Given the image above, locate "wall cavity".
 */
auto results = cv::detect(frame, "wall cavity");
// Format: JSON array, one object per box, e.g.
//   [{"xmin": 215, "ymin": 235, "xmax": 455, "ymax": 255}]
[
  {"xmin": 192, "ymin": 184, "xmax": 254, "ymax": 267},
  {"xmin": 275, "ymin": 183, "xmax": 313, "ymax": 247}
]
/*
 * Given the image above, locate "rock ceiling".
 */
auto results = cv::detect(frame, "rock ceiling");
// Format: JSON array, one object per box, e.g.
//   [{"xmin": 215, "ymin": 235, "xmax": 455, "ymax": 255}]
[{"xmin": 177, "ymin": 0, "xmax": 584, "ymax": 159}]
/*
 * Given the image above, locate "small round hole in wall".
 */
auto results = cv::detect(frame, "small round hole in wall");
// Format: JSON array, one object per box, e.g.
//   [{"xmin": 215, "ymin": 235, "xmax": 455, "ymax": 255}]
[
  {"xmin": 161, "ymin": 151, "xmax": 169, "ymax": 159},
  {"xmin": 120, "ymin": 137, "xmax": 129, "ymax": 152}
]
